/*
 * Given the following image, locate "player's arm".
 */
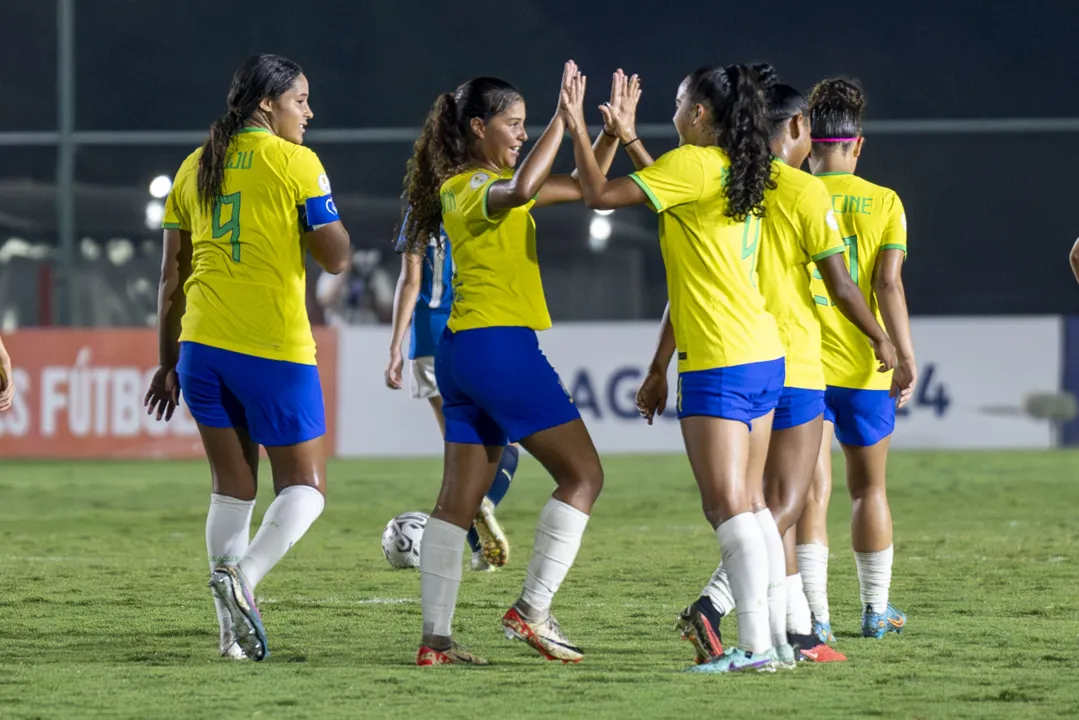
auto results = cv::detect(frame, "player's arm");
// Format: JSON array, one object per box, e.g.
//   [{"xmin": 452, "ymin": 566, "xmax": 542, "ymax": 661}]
[
  {"xmin": 157, "ymin": 228, "xmax": 192, "ymax": 371},
  {"xmin": 533, "ymin": 132, "xmax": 618, "ymax": 208},
  {"xmin": 1069, "ymin": 237, "xmax": 1079, "ymax": 284},
  {"xmin": 386, "ymin": 251, "xmax": 423, "ymax": 390},
  {"xmin": 873, "ymin": 249, "xmax": 916, "ymax": 404},
  {"xmin": 636, "ymin": 303, "xmax": 675, "ymax": 424},
  {"xmin": 816, "ymin": 254, "xmax": 895, "ymax": 370},
  {"xmin": 0, "ymin": 332, "xmax": 13, "ymax": 412},
  {"xmin": 307, "ymin": 223, "xmax": 351, "ymax": 275}
]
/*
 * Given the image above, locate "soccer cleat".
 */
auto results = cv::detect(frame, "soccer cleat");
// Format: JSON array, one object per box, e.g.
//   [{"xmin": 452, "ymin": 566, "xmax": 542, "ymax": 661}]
[
  {"xmin": 775, "ymin": 643, "xmax": 798, "ymax": 670},
  {"xmin": 470, "ymin": 550, "xmax": 498, "ymax": 572},
  {"xmin": 502, "ymin": 606, "xmax": 583, "ymax": 663},
  {"xmin": 812, "ymin": 617, "xmax": 836, "ymax": 645},
  {"xmin": 686, "ymin": 647, "xmax": 777, "ymax": 674},
  {"xmin": 209, "ymin": 566, "xmax": 269, "ymax": 662},
  {"xmin": 797, "ymin": 643, "xmax": 848, "ymax": 663},
  {"xmin": 473, "ymin": 498, "xmax": 509, "ymax": 568},
  {"xmin": 676, "ymin": 597, "xmax": 724, "ymax": 664},
  {"xmin": 862, "ymin": 603, "xmax": 906, "ymax": 638},
  {"xmin": 416, "ymin": 642, "xmax": 489, "ymax": 666},
  {"xmin": 220, "ymin": 641, "xmax": 247, "ymax": 660}
]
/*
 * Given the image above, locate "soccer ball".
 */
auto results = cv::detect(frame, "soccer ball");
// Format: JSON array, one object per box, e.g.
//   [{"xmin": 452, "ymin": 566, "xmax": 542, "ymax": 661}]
[{"xmin": 381, "ymin": 511, "xmax": 428, "ymax": 569}]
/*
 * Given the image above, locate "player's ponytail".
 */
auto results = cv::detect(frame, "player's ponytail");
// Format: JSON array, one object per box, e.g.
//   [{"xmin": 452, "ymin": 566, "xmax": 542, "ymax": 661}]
[
  {"xmin": 400, "ymin": 78, "xmax": 522, "ymax": 254},
  {"xmin": 808, "ymin": 77, "xmax": 866, "ymax": 153},
  {"xmin": 197, "ymin": 54, "xmax": 303, "ymax": 209},
  {"xmin": 688, "ymin": 63, "xmax": 776, "ymax": 221}
]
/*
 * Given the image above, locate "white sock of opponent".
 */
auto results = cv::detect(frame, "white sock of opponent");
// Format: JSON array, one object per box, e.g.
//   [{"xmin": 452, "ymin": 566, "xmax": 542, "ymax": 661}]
[
  {"xmin": 755, "ymin": 510, "xmax": 788, "ymax": 649},
  {"xmin": 855, "ymin": 545, "xmax": 894, "ymax": 614},
  {"xmin": 238, "ymin": 485, "xmax": 324, "ymax": 590},
  {"xmin": 716, "ymin": 513, "xmax": 770, "ymax": 654},
  {"xmin": 786, "ymin": 573, "xmax": 813, "ymax": 636},
  {"xmin": 797, "ymin": 542, "xmax": 831, "ymax": 625},
  {"xmin": 519, "ymin": 499, "xmax": 589, "ymax": 618},
  {"xmin": 206, "ymin": 493, "xmax": 255, "ymax": 648},
  {"xmin": 419, "ymin": 518, "xmax": 467, "ymax": 641},
  {"xmin": 700, "ymin": 562, "xmax": 736, "ymax": 616}
]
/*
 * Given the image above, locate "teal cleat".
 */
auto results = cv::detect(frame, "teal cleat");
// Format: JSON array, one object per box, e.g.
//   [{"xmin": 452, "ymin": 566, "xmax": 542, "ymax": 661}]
[
  {"xmin": 812, "ymin": 617, "xmax": 835, "ymax": 645},
  {"xmin": 861, "ymin": 603, "xmax": 906, "ymax": 639},
  {"xmin": 209, "ymin": 566, "xmax": 269, "ymax": 661},
  {"xmin": 686, "ymin": 647, "xmax": 777, "ymax": 674}
]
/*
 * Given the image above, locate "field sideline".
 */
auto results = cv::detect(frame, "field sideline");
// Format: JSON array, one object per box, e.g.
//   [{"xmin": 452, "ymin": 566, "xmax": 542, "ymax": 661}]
[{"xmin": 1, "ymin": 451, "xmax": 1078, "ymax": 719}]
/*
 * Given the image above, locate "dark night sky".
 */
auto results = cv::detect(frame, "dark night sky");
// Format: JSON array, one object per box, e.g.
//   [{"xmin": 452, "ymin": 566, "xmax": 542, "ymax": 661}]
[{"xmin": 3, "ymin": 0, "xmax": 1079, "ymax": 315}]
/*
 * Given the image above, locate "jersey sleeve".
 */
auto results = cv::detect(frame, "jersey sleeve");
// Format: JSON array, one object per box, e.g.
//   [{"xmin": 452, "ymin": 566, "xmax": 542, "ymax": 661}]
[
  {"xmin": 628, "ymin": 146, "xmax": 705, "ymax": 212},
  {"xmin": 287, "ymin": 147, "xmax": 340, "ymax": 231},
  {"xmin": 880, "ymin": 191, "xmax": 908, "ymax": 255},
  {"xmin": 799, "ymin": 180, "xmax": 845, "ymax": 262},
  {"xmin": 394, "ymin": 207, "xmax": 412, "ymax": 254},
  {"xmin": 453, "ymin": 170, "xmax": 527, "ymax": 231},
  {"xmin": 162, "ymin": 155, "xmax": 195, "ymax": 231}
]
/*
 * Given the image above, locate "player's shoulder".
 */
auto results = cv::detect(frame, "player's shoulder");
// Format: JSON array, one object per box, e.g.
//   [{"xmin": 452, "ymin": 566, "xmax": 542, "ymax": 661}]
[
  {"xmin": 776, "ymin": 161, "xmax": 821, "ymax": 195},
  {"xmin": 848, "ymin": 173, "xmax": 899, "ymax": 202},
  {"xmin": 440, "ymin": 169, "xmax": 498, "ymax": 196},
  {"xmin": 175, "ymin": 147, "xmax": 203, "ymax": 178}
]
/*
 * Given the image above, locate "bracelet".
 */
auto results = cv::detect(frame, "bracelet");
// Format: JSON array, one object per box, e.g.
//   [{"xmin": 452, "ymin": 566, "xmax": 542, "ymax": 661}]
[
  {"xmin": 622, "ymin": 137, "xmax": 641, "ymax": 148},
  {"xmin": 602, "ymin": 127, "xmax": 617, "ymax": 139}
]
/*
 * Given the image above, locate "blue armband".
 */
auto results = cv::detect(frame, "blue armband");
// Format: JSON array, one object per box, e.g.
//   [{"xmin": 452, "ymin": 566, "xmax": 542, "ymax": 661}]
[{"xmin": 301, "ymin": 194, "xmax": 339, "ymax": 231}]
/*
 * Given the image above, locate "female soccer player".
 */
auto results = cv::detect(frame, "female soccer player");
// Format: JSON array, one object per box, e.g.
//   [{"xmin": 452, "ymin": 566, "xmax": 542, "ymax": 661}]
[
  {"xmin": 568, "ymin": 62, "xmax": 791, "ymax": 673},
  {"xmin": 677, "ymin": 82, "xmax": 895, "ymax": 664},
  {"xmin": 402, "ymin": 62, "xmax": 620, "ymax": 666},
  {"xmin": 0, "ymin": 332, "xmax": 13, "ymax": 412},
  {"xmin": 385, "ymin": 214, "xmax": 518, "ymax": 572},
  {"xmin": 144, "ymin": 54, "xmax": 351, "ymax": 662},
  {"xmin": 795, "ymin": 77, "xmax": 916, "ymax": 641}
]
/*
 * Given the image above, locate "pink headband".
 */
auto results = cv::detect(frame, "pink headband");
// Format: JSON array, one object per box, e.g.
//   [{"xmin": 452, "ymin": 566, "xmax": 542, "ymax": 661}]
[{"xmin": 812, "ymin": 137, "xmax": 859, "ymax": 143}]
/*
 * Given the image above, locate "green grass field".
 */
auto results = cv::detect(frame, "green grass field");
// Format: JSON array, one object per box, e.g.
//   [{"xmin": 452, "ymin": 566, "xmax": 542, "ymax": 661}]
[{"xmin": 2, "ymin": 451, "xmax": 1078, "ymax": 719}]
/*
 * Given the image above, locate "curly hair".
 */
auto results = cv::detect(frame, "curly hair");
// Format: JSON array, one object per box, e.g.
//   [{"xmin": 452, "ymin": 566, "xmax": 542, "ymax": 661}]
[
  {"xmin": 685, "ymin": 63, "xmax": 777, "ymax": 221},
  {"xmin": 399, "ymin": 78, "xmax": 522, "ymax": 254},
  {"xmin": 808, "ymin": 77, "xmax": 867, "ymax": 151}
]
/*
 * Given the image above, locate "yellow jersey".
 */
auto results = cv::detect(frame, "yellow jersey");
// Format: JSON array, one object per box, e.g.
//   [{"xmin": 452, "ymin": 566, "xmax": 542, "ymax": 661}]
[
  {"xmin": 631, "ymin": 145, "xmax": 783, "ymax": 373},
  {"xmin": 810, "ymin": 172, "xmax": 907, "ymax": 390},
  {"xmin": 758, "ymin": 160, "xmax": 845, "ymax": 390},
  {"xmin": 163, "ymin": 127, "xmax": 333, "ymax": 365},
  {"xmin": 440, "ymin": 169, "xmax": 551, "ymax": 332}
]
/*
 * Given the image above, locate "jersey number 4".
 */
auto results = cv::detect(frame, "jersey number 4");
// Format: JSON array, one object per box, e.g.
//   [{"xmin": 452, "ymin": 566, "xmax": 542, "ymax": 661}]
[{"xmin": 212, "ymin": 192, "xmax": 242, "ymax": 262}]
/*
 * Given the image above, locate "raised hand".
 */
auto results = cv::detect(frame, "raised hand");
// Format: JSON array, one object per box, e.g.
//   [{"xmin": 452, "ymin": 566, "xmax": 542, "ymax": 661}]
[
  {"xmin": 599, "ymin": 70, "xmax": 642, "ymax": 144},
  {"xmin": 559, "ymin": 61, "xmax": 588, "ymax": 136}
]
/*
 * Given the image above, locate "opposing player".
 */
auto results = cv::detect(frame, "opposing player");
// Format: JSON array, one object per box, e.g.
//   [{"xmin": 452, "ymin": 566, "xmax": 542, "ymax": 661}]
[
  {"xmin": 403, "ymin": 62, "xmax": 622, "ymax": 666},
  {"xmin": 678, "ymin": 82, "xmax": 896, "ymax": 664},
  {"xmin": 385, "ymin": 213, "xmax": 518, "ymax": 572},
  {"xmin": 144, "ymin": 54, "xmax": 351, "ymax": 662},
  {"xmin": 570, "ymin": 63, "xmax": 792, "ymax": 673},
  {"xmin": 0, "ymin": 333, "xmax": 13, "ymax": 412},
  {"xmin": 795, "ymin": 77, "xmax": 916, "ymax": 641}
]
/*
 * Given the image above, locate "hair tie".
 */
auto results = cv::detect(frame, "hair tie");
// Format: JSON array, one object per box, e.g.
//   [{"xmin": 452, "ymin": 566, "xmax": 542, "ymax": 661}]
[{"xmin": 812, "ymin": 137, "xmax": 859, "ymax": 143}]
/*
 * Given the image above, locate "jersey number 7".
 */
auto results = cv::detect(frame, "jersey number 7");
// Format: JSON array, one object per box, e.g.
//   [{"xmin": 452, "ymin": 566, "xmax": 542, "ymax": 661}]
[{"xmin": 213, "ymin": 192, "xmax": 242, "ymax": 263}]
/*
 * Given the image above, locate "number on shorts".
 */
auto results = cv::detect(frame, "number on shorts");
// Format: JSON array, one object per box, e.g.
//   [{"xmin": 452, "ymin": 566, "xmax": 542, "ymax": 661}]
[{"xmin": 213, "ymin": 192, "xmax": 242, "ymax": 262}]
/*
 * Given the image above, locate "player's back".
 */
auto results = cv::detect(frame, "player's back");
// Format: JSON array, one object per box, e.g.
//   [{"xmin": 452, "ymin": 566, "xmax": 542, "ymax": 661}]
[
  {"xmin": 758, "ymin": 161, "xmax": 844, "ymax": 390},
  {"xmin": 812, "ymin": 172, "xmax": 907, "ymax": 389},
  {"xmin": 166, "ymin": 128, "xmax": 323, "ymax": 364}
]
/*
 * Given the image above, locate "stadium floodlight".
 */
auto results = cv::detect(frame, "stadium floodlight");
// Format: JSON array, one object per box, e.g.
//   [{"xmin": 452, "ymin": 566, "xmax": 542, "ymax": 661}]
[
  {"xmin": 588, "ymin": 216, "xmax": 612, "ymax": 253},
  {"xmin": 148, "ymin": 175, "xmax": 172, "ymax": 199},
  {"xmin": 144, "ymin": 201, "xmax": 164, "ymax": 229},
  {"xmin": 594, "ymin": 208, "xmax": 614, "ymax": 217}
]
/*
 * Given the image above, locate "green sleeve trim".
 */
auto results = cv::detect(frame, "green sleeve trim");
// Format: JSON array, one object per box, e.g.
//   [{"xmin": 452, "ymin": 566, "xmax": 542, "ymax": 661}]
[
  {"xmin": 880, "ymin": 243, "xmax": 907, "ymax": 254},
  {"xmin": 811, "ymin": 246, "xmax": 846, "ymax": 262},
  {"xmin": 161, "ymin": 222, "xmax": 183, "ymax": 230},
  {"xmin": 629, "ymin": 173, "xmax": 664, "ymax": 212},
  {"xmin": 813, "ymin": 295, "xmax": 831, "ymax": 306},
  {"xmin": 481, "ymin": 182, "xmax": 494, "ymax": 222}
]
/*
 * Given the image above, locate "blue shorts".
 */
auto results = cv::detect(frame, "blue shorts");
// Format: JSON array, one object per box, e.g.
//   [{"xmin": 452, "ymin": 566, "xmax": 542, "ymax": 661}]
[
  {"xmin": 410, "ymin": 307, "xmax": 449, "ymax": 359},
  {"xmin": 177, "ymin": 342, "xmax": 326, "ymax": 447},
  {"xmin": 677, "ymin": 358, "xmax": 785, "ymax": 428},
  {"xmin": 823, "ymin": 386, "xmax": 895, "ymax": 447},
  {"xmin": 774, "ymin": 387, "xmax": 826, "ymax": 431},
  {"xmin": 435, "ymin": 327, "xmax": 580, "ymax": 446}
]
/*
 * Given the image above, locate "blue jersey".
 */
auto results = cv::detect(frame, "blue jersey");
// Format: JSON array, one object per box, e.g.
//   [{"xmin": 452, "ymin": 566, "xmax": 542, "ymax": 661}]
[{"xmin": 395, "ymin": 216, "xmax": 454, "ymax": 358}]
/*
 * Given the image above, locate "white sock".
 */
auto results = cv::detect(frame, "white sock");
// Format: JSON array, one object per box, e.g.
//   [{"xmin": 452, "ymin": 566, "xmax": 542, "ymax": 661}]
[
  {"xmin": 855, "ymin": 545, "xmax": 894, "ymax": 614},
  {"xmin": 797, "ymin": 543, "xmax": 830, "ymax": 625},
  {"xmin": 786, "ymin": 573, "xmax": 813, "ymax": 636},
  {"xmin": 519, "ymin": 499, "xmax": 589, "ymax": 617},
  {"xmin": 419, "ymin": 517, "xmax": 467, "ymax": 639},
  {"xmin": 700, "ymin": 562, "xmax": 735, "ymax": 616},
  {"xmin": 716, "ymin": 513, "xmax": 770, "ymax": 654},
  {"xmin": 755, "ymin": 510, "xmax": 788, "ymax": 649},
  {"xmin": 238, "ymin": 485, "xmax": 324, "ymax": 590},
  {"xmin": 206, "ymin": 494, "xmax": 254, "ymax": 647}
]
